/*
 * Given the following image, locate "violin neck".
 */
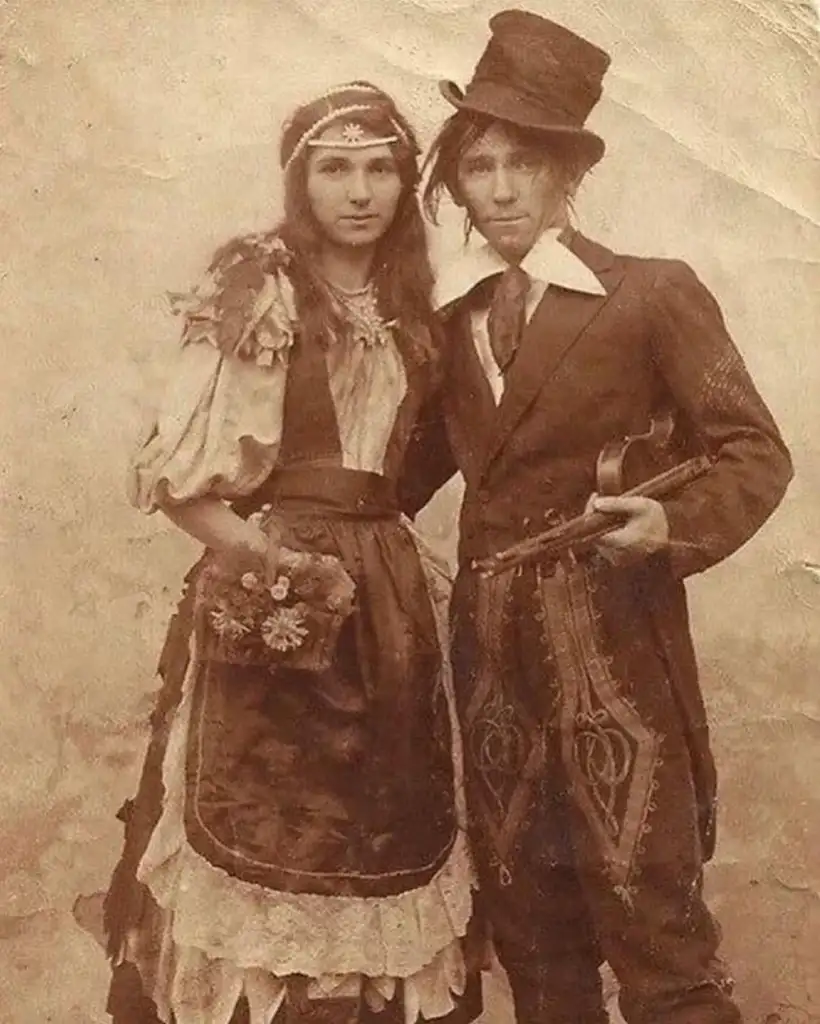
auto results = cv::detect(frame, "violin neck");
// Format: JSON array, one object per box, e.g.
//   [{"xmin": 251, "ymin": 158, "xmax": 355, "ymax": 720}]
[
  {"xmin": 622, "ymin": 454, "xmax": 713, "ymax": 500},
  {"xmin": 475, "ymin": 454, "xmax": 713, "ymax": 577}
]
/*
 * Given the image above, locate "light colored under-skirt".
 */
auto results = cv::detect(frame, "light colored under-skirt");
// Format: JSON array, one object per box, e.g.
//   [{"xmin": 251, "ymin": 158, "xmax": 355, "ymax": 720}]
[{"xmin": 120, "ymin": 525, "xmax": 476, "ymax": 1024}]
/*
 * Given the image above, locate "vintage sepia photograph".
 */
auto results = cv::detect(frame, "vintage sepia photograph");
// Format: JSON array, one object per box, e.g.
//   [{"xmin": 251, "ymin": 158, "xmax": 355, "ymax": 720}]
[{"xmin": 1, "ymin": 1, "xmax": 818, "ymax": 1022}]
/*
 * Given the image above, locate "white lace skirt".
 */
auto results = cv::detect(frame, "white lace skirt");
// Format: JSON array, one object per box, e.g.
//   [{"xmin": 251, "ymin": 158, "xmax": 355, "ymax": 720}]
[{"xmin": 121, "ymin": 524, "xmax": 476, "ymax": 1024}]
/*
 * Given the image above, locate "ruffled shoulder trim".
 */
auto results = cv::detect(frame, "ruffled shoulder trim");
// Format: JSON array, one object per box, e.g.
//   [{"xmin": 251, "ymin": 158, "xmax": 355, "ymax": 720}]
[{"xmin": 168, "ymin": 233, "xmax": 298, "ymax": 368}]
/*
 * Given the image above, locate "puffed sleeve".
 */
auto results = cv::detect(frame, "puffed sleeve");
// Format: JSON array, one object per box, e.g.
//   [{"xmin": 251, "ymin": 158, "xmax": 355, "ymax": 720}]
[
  {"xmin": 128, "ymin": 244, "xmax": 297, "ymax": 513},
  {"xmin": 649, "ymin": 260, "xmax": 793, "ymax": 578},
  {"xmin": 128, "ymin": 343, "xmax": 287, "ymax": 513}
]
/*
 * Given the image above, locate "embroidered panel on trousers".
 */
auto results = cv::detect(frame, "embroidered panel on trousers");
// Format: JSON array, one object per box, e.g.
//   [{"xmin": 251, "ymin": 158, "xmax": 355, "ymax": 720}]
[
  {"xmin": 464, "ymin": 571, "xmax": 547, "ymax": 884},
  {"xmin": 536, "ymin": 561, "xmax": 662, "ymax": 897}
]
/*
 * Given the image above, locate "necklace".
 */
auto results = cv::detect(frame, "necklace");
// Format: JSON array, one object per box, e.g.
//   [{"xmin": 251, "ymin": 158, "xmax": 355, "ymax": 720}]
[
  {"xmin": 323, "ymin": 278, "xmax": 395, "ymax": 348},
  {"xmin": 326, "ymin": 280, "xmax": 370, "ymax": 298}
]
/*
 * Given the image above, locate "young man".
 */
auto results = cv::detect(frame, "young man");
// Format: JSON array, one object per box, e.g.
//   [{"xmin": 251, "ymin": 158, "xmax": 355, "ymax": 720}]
[{"xmin": 400, "ymin": 11, "xmax": 793, "ymax": 1024}]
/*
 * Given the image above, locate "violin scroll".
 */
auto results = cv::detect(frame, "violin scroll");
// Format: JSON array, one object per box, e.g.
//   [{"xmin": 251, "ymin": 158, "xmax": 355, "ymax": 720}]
[
  {"xmin": 474, "ymin": 410, "xmax": 713, "ymax": 577},
  {"xmin": 595, "ymin": 410, "xmax": 677, "ymax": 497}
]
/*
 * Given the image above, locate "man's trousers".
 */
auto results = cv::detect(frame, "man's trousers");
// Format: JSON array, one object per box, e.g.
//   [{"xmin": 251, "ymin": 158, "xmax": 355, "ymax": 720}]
[{"xmin": 451, "ymin": 557, "xmax": 741, "ymax": 1024}]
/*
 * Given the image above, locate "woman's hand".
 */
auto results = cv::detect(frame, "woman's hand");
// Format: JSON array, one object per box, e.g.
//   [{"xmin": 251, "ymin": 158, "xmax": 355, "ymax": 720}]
[
  {"xmin": 214, "ymin": 519, "xmax": 283, "ymax": 583},
  {"xmin": 212, "ymin": 530, "xmax": 269, "ymax": 577},
  {"xmin": 160, "ymin": 495, "xmax": 286, "ymax": 581},
  {"xmin": 587, "ymin": 494, "xmax": 669, "ymax": 566}
]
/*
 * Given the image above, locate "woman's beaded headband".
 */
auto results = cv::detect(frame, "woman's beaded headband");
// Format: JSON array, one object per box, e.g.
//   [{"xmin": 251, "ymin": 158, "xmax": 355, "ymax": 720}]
[{"xmin": 282, "ymin": 100, "xmax": 410, "ymax": 172}]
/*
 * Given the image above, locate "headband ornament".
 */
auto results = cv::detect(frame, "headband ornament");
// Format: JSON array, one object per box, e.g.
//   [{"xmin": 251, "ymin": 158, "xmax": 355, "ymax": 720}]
[
  {"xmin": 340, "ymin": 123, "xmax": 366, "ymax": 145},
  {"xmin": 283, "ymin": 101, "xmax": 409, "ymax": 171},
  {"xmin": 305, "ymin": 120, "xmax": 400, "ymax": 153}
]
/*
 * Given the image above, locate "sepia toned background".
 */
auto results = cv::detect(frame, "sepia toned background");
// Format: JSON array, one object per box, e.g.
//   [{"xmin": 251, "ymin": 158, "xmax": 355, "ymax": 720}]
[{"xmin": 1, "ymin": 1, "xmax": 818, "ymax": 1021}]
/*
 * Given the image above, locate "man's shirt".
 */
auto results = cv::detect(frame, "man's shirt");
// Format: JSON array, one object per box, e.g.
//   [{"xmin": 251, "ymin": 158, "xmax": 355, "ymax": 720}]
[{"xmin": 435, "ymin": 227, "xmax": 606, "ymax": 403}]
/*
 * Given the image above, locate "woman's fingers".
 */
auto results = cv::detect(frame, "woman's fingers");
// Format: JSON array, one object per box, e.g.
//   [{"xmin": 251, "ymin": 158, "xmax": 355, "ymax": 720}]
[{"xmin": 263, "ymin": 537, "xmax": 282, "ymax": 585}]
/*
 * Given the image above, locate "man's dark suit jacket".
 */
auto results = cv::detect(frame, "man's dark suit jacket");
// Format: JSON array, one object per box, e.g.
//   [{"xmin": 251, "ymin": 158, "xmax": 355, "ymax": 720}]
[{"xmin": 399, "ymin": 231, "xmax": 793, "ymax": 859}]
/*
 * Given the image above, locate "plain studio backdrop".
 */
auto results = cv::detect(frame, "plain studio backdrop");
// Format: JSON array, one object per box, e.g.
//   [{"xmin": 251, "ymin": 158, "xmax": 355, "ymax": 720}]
[{"xmin": 1, "ymin": 1, "xmax": 818, "ymax": 1021}]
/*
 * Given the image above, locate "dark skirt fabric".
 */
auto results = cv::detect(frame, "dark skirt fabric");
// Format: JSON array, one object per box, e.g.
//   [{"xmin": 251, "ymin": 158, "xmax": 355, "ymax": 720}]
[
  {"xmin": 103, "ymin": 466, "xmax": 477, "ymax": 1023},
  {"xmin": 184, "ymin": 474, "xmax": 457, "ymax": 898}
]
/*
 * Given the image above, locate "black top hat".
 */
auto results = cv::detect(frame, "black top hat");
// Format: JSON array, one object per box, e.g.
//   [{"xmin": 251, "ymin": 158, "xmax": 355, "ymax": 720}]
[{"xmin": 440, "ymin": 9, "xmax": 610, "ymax": 166}]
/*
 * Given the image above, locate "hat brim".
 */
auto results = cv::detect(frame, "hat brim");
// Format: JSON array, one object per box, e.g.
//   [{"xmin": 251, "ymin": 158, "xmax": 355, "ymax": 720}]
[{"xmin": 438, "ymin": 80, "xmax": 605, "ymax": 167}]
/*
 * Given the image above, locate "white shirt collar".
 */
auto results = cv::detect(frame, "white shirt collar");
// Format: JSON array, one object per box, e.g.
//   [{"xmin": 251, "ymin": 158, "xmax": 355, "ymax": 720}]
[{"xmin": 435, "ymin": 227, "xmax": 607, "ymax": 307}]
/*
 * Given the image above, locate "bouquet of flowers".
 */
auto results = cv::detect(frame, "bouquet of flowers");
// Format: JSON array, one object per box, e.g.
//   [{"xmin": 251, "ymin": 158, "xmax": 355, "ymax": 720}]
[{"xmin": 197, "ymin": 546, "xmax": 357, "ymax": 674}]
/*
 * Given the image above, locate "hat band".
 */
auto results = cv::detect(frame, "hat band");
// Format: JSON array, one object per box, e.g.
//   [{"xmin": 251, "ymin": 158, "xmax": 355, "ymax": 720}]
[{"xmin": 459, "ymin": 79, "xmax": 592, "ymax": 132}]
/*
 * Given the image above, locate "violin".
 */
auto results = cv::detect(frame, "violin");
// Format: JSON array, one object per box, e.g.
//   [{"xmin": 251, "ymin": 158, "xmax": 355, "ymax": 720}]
[{"xmin": 473, "ymin": 411, "xmax": 713, "ymax": 577}]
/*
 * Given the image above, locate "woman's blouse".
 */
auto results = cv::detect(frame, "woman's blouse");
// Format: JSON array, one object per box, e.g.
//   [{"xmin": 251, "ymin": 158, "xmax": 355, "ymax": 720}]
[{"xmin": 130, "ymin": 240, "xmax": 407, "ymax": 513}]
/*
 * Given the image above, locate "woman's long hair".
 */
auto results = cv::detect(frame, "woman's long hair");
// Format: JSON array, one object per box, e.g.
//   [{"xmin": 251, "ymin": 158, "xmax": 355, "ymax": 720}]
[{"xmin": 275, "ymin": 83, "xmax": 439, "ymax": 366}]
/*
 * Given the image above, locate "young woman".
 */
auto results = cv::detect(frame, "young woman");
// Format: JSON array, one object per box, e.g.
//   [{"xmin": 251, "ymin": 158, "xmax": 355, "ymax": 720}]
[{"xmin": 103, "ymin": 82, "xmax": 481, "ymax": 1024}]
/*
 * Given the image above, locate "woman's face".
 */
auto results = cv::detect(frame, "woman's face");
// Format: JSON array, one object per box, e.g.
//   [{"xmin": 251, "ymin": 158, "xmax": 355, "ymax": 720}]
[{"xmin": 304, "ymin": 124, "xmax": 403, "ymax": 250}]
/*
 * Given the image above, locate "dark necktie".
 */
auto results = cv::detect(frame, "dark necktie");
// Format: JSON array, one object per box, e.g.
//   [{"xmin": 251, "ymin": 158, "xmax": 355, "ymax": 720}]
[{"xmin": 487, "ymin": 265, "xmax": 530, "ymax": 373}]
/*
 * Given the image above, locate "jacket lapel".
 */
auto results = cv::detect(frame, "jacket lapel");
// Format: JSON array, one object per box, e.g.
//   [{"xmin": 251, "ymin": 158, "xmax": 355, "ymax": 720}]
[
  {"xmin": 443, "ymin": 295, "xmax": 499, "ymax": 485},
  {"xmin": 480, "ymin": 234, "xmax": 626, "ymax": 478}
]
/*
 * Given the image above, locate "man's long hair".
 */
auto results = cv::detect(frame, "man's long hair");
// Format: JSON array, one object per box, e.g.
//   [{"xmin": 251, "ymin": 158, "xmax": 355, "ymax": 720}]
[{"xmin": 422, "ymin": 109, "xmax": 591, "ymax": 230}]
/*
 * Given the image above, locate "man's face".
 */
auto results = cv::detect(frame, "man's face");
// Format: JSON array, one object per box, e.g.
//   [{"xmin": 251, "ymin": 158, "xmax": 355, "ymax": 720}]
[
  {"xmin": 455, "ymin": 122, "xmax": 569, "ymax": 262},
  {"xmin": 305, "ymin": 127, "xmax": 403, "ymax": 251}
]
